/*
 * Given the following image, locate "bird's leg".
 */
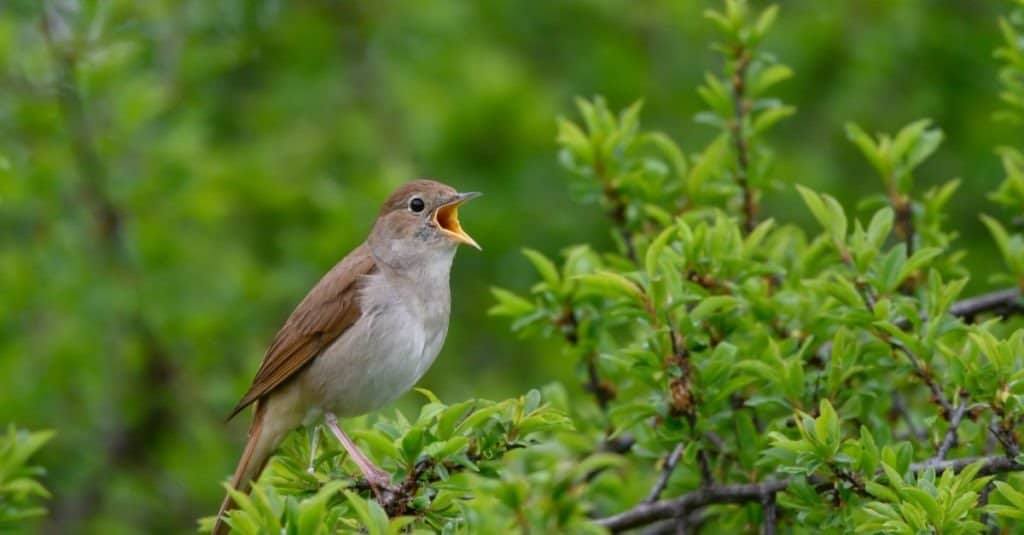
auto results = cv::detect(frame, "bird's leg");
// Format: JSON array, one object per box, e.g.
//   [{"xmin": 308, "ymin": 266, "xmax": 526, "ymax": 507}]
[
  {"xmin": 323, "ymin": 413, "xmax": 396, "ymax": 500},
  {"xmin": 306, "ymin": 425, "xmax": 320, "ymax": 474}
]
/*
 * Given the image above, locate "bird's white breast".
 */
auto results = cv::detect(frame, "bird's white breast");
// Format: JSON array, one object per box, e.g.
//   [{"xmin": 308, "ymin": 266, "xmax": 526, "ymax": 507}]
[{"xmin": 301, "ymin": 249, "xmax": 454, "ymax": 418}]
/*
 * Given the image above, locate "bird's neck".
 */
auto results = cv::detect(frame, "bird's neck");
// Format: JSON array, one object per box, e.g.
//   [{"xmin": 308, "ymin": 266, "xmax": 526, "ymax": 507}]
[{"xmin": 372, "ymin": 246, "xmax": 456, "ymax": 310}]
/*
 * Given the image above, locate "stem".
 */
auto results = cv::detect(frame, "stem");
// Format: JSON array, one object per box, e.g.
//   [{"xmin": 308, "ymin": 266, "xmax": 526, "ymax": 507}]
[
  {"xmin": 761, "ymin": 492, "xmax": 777, "ymax": 535},
  {"xmin": 893, "ymin": 193, "xmax": 915, "ymax": 258},
  {"xmin": 932, "ymin": 391, "xmax": 969, "ymax": 462},
  {"xmin": 560, "ymin": 306, "xmax": 614, "ymax": 412},
  {"xmin": 889, "ymin": 339, "xmax": 953, "ymax": 417},
  {"xmin": 594, "ymin": 151, "xmax": 638, "ymax": 263},
  {"xmin": 645, "ymin": 443, "xmax": 685, "ymax": 503},
  {"xmin": 729, "ymin": 46, "xmax": 755, "ymax": 233}
]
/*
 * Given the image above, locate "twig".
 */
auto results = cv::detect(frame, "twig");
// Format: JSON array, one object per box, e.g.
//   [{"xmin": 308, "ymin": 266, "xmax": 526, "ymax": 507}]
[
  {"xmin": 818, "ymin": 287, "xmax": 1023, "ymax": 360},
  {"xmin": 697, "ymin": 447, "xmax": 714, "ymax": 487},
  {"xmin": 949, "ymin": 287, "xmax": 1022, "ymax": 320},
  {"xmin": 932, "ymin": 392, "xmax": 969, "ymax": 461},
  {"xmin": 889, "ymin": 339, "xmax": 953, "ymax": 417},
  {"xmin": 595, "ymin": 455, "xmax": 1022, "ymax": 532},
  {"xmin": 560, "ymin": 307, "xmax": 614, "ymax": 412},
  {"xmin": 639, "ymin": 511, "xmax": 706, "ymax": 535},
  {"xmin": 729, "ymin": 46, "xmax": 756, "ymax": 233},
  {"xmin": 645, "ymin": 443, "xmax": 685, "ymax": 503},
  {"xmin": 594, "ymin": 153, "xmax": 638, "ymax": 263},
  {"xmin": 988, "ymin": 425, "xmax": 1022, "ymax": 458},
  {"xmin": 978, "ymin": 481, "xmax": 996, "ymax": 535},
  {"xmin": 892, "ymin": 194, "xmax": 915, "ymax": 258},
  {"xmin": 761, "ymin": 492, "xmax": 777, "ymax": 535},
  {"xmin": 596, "ymin": 478, "xmax": 790, "ymax": 532}
]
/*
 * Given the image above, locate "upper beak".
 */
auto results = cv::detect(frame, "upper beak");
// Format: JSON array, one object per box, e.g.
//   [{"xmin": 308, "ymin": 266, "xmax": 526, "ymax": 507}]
[{"xmin": 434, "ymin": 192, "xmax": 481, "ymax": 250}]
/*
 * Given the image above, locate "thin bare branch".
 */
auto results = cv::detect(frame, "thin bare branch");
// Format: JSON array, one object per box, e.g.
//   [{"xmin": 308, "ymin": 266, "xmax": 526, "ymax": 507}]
[
  {"xmin": 932, "ymin": 392, "xmax": 969, "ymax": 461},
  {"xmin": 645, "ymin": 443, "xmax": 685, "ymax": 504},
  {"xmin": 889, "ymin": 339, "xmax": 953, "ymax": 417},
  {"xmin": 729, "ymin": 47, "xmax": 755, "ymax": 233}
]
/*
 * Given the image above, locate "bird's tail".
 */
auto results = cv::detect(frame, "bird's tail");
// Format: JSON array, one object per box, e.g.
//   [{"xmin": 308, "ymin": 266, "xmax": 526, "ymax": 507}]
[{"xmin": 213, "ymin": 403, "xmax": 278, "ymax": 535}]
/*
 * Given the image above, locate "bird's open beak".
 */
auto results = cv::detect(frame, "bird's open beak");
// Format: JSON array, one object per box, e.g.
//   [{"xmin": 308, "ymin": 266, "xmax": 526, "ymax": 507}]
[{"xmin": 434, "ymin": 192, "xmax": 481, "ymax": 250}]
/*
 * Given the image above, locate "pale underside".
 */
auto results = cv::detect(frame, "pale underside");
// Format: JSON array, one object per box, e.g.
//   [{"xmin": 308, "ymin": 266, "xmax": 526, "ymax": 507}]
[{"xmin": 260, "ymin": 247, "xmax": 455, "ymax": 432}]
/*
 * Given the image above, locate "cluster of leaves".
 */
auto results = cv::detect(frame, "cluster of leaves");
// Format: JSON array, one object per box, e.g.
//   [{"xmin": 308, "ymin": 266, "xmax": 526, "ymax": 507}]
[
  {"xmin": 205, "ymin": 389, "xmax": 572, "ymax": 533},
  {"xmin": 489, "ymin": 1, "xmax": 1024, "ymax": 533},
  {"xmin": 0, "ymin": 427, "xmax": 53, "ymax": 529}
]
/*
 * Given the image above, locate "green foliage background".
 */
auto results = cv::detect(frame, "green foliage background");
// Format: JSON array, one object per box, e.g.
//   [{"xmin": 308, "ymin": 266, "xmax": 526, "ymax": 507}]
[{"xmin": 0, "ymin": 0, "xmax": 1022, "ymax": 533}]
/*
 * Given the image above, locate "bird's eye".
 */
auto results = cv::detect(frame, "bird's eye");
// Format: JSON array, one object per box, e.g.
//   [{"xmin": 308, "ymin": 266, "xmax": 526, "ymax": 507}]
[{"xmin": 409, "ymin": 197, "xmax": 425, "ymax": 213}]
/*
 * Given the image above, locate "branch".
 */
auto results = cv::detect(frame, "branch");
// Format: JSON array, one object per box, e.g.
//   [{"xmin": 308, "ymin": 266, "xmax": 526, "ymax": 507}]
[
  {"xmin": 820, "ymin": 287, "xmax": 1022, "ymax": 358},
  {"xmin": 595, "ymin": 455, "xmax": 1023, "ymax": 532},
  {"xmin": 644, "ymin": 443, "xmax": 685, "ymax": 503},
  {"xmin": 596, "ymin": 162, "xmax": 637, "ymax": 263},
  {"xmin": 892, "ymin": 192, "xmax": 915, "ymax": 258},
  {"xmin": 889, "ymin": 339, "xmax": 953, "ymax": 417},
  {"xmin": 559, "ymin": 307, "xmax": 614, "ymax": 412},
  {"xmin": 949, "ymin": 287, "xmax": 1022, "ymax": 320},
  {"xmin": 729, "ymin": 46, "xmax": 755, "ymax": 234},
  {"xmin": 596, "ymin": 478, "xmax": 789, "ymax": 532},
  {"xmin": 761, "ymin": 492, "xmax": 777, "ymax": 535},
  {"xmin": 932, "ymin": 392, "xmax": 969, "ymax": 461}
]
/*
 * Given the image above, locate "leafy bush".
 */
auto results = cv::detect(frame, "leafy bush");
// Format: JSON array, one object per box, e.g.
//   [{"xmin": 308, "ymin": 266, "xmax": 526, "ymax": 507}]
[
  {"xmin": 0, "ymin": 427, "xmax": 53, "ymax": 529},
  {"xmin": 201, "ymin": 1, "xmax": 1024, "ymax": 533},
  {"xmin": 204, "ymin": 389, "xmax": 573, "ymax": 534},
  {"xmin": 6, "ymin": 0, "xmax": 1024, "ymax": 533}
]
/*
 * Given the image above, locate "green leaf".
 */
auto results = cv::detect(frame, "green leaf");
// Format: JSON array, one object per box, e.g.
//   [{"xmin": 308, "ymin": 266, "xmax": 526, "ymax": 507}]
[
  {"xmin": 751, "ymin": 64, "xmax": 793, "ymax": 96},
  {"xmin": 342, "ymin": 490, "xmax": 389, "ymax": 535},
  {"xmin": 488, "ymin": 288, "xmax": 534, "ymax": 318},
  {"xmin": 981, "ymin": 214, "xmax": 1024, "ymax": 276},
  {"xmin": 522, "ymin": 249, "xmax": 562, "ymax": 290},
  {"xmin": 687, "ymin": 133, "xmax": 729, "ymax": 196},
  {"xmin": 574, "ymin": 271, "xmax": 645, "ymax": 302},
  {"xmin": 796, "ymin": 185, "xmax": 847, "ymax": 245},
  {"xmin": 752, "ymin": 105, "xmax": 796, "ymax": 135},
  {"xmin": 689, "ymin": 295, "xmax": 738, "ymax": 322},
  {"xmin": 846, "ymin": 122, "xmax": 888, "ymax": 179}
]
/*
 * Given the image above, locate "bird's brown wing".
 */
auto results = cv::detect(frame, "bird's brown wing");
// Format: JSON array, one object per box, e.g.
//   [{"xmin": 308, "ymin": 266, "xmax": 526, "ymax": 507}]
[{"xmin": 227, "ymin": 244, "xmax": 376, "ymax": 420}]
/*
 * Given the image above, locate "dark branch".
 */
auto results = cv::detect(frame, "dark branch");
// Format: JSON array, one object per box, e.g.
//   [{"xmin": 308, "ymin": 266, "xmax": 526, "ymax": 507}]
[
  {"xmin": 595, "ymin": 455, "xmax": 1023, "ymax": 532},
  {"xmin": 889, "ymin": 339, "xmax": 953, "ymax": 417},
  {"xmin": 596, "ymin": 478, "xmax": 789, "ymax": 532},
  {"xmin": 645, "ymin": 443, "xmax": 685, "ymax": 503},
  {"xmin": 761, "ymin": 492, "xmax": 777, "ymax": 535},
  {"xmin": 932, "ymin": 392, "xmax": 969, "ymax": 461},
  {"xmin": 559, "ymin": 307, "xmax": 615, "ymax": 412},
  {"xmin": 949, "ymin": 288, "xmax": 1021, "ymax": 320},
  {"xmin": 729, "ymin": 47, "xmax": 755, "ymax": 233}
]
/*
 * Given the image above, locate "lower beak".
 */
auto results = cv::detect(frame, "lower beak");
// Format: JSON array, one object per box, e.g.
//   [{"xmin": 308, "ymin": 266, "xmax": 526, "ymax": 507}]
[{"xmin": 434, "ymin": 192, "xmax": 481, "ymax": 250}]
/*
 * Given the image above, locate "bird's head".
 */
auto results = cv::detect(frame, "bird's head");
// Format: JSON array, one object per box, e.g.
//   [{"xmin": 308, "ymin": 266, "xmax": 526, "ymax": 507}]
[{"xmin": 369, "ymin": 179, "xmax": 481, "ymax": 267}]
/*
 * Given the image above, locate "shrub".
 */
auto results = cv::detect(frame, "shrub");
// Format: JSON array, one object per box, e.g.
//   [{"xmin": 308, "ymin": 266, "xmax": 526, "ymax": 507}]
[{"xmin": 213, "ymin": 1, "xmax": 1024, "ymax": 533}]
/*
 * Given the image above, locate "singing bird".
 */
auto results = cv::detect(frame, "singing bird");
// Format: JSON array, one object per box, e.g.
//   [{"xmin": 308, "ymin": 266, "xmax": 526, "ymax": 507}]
[{"xmin": 213, "ymin": 180, "xmax": 480, "ymax": 534}]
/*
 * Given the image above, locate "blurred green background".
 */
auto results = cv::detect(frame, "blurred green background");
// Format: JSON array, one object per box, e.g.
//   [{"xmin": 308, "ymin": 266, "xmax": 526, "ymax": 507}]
[{"xmin": 0, "ymin": 0, "xmax": 1015, "ymax": 532}]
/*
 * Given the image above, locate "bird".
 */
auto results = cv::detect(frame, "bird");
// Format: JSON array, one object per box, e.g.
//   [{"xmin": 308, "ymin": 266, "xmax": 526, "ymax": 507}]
[{"xmin": 213, "ymin": 179, "xmax": 480, "ymax": 534}]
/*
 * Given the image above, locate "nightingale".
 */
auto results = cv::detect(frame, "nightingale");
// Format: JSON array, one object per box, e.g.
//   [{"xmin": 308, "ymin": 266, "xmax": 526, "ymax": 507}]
[{"xmin": 213, "ymin": 179, "xmax": 480, "ymax": 534}]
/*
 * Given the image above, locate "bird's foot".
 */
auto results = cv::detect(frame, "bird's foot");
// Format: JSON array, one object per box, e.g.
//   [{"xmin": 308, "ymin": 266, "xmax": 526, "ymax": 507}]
[{"xmin": 364, "ymin": 467, "xmax": 400, "ymax": 504}]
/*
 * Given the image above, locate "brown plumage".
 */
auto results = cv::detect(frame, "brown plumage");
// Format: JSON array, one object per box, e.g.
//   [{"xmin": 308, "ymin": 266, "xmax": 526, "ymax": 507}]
[{"xmin": 227, "ymin": 248, "xmax": 376, "ymax": 420}]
